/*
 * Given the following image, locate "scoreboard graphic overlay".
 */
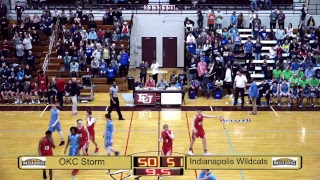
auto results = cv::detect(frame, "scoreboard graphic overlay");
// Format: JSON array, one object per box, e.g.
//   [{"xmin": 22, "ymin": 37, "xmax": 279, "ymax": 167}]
[{"xmin": 18, "ymin": 156, "xmax": 302, "ymax": 176}]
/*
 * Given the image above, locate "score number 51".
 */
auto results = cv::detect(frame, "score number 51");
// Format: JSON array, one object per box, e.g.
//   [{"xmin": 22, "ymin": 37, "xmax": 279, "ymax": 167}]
[{"xmin": 161, "ymin": 157, "xmax": 184, "ymax": 167}]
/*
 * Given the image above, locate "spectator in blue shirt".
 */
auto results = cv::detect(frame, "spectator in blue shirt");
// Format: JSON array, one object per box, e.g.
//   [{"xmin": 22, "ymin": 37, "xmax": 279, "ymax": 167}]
[
  {"xmin": 175, "ymin": 79, "xmax": 185, "ymax": 101},
  {"xmin": 229, "ymin": 25, "xmax": 238, "ymax": 40},
  {"xmin": 16, "ymin": 66, "xmax": 24, "ymax": 81},
  {"xmin": 70, "ymin": 24, "xmax": 77, "ymax": 33},
  {"xmin": 187, "ymin": 39, "xmax": 196, "ymax": 54},
  {"xmin": 100, "ymin": 59, "xmax": 108, "ymax": 78},
  {"xmin": 119, "ymin": 49, "xmax": 130, "ymax": 78},
  {"xmin": 220, "ymin": 35, "xmax": 228, "ymax": 47},
  {"xmin": 301, "ymin": 59, "xmax": 314, "ymax": 70},
  {"xmin": 291, "ymin": 59, "xmax": 301, "ymax": 72},
  {"xmin": 305, "ymin": 65, "xmax": 315, "ymax": 79},
  {"xmin": 44, "ymin": 19, "xmax": 52, "ymax": 37},
  {"xmin": 88, "ymin": 29, "xmax": 98, "ymax": 42},
  {"xmin": 85, "ymin": 45, "xmax": 94, "ymax": 61},
  {"xmin": 106, "ymin": 64, "xmax": 117, "ymax": 84},
  {"xmin": 197, "ymin": 169, "xmax": 217, "ymax": 180},
  {"xmin": 63, "ymin": 52, "xmax": 71, "ymax": 71},
  {"xmin": 195, "ymin": 46, "xmax": 203, "ymax": 57},
  {"xmin": 230, "ymin": 12, "xmax": 237, "ymax": 26},
  {"xmin": 243, "ymin": 37, "xmax": 254, "ymax": 63},
  {"xmin": 259, "ymin": 27, "xmax": 269, "ymax": 40}
]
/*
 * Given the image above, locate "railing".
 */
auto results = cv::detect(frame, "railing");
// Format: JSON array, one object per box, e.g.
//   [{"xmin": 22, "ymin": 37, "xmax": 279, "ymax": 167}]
[
  {"xmin": 42, "ymin": 17, "xmax": 58, "ymax": 73},
  {"xmin": 16, "ymin": 3, "xmax": 301, "ymax": 15}
]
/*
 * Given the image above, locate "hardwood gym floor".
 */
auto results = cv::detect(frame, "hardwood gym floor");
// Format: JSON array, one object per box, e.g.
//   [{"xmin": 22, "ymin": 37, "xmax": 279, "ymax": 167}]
[{"xmin": 1, "ymin": 107, "xmax": 320, "ymax": 180}]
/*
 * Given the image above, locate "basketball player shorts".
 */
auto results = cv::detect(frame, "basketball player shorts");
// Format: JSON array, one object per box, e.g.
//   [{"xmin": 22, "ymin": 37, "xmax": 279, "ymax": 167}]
[
  {"xmin": 162, "ymin": 146, "xmax": 172, "ymax": 156},
  {"xmin": 39, "ymin": 86, "xmax": 47, "ymax": 92},
  {"xmin": 105, "ymin": 136, "xmax": 112, "ymax": 148},
  {"xmin": 193, "ymin": 131, "xmax": 205, "ymax": 139},
  {"xmin": 69, "ymin": 147, "xmax": 78, "ymax": 156},
  {"xmin": 48, "ymin": 122, "xmax": 61, "ymax": 132},
  {"xmin": 89, "ymin": 130, "xmax": 95, "ymax": 141},
  {"xmin": 80, "ymin": 140, "xmax": 87, "ymax": 150}
]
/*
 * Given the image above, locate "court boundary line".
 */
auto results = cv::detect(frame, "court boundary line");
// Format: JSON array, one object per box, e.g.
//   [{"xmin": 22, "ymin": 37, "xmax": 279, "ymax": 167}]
[
  {"xmin": 157, "ymin": 111, "xmax": 161, "ymax": 180},
  {"xmin": 270, "ymin": 106, "xmax": 279, "ymax": 117},
  {"xmin": 185, "ymin": 111, "xmax": 198, "ymax": 178},
  {"xmin": 120, "ymin": 111, "xmax": 134, "ymax": 179},
  {"xmin": 40, "ymin": 104, "xmax": 49, "ymax": 117},
  {"xmin": 211, "ymin": 106, "xmax": 245, "ymax": 180}
]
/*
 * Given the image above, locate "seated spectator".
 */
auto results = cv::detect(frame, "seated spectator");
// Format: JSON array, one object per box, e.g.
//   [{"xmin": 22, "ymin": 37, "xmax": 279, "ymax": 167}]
[
  {"xmin": 97, "ymin": 29, "xmax": 105, "ymax": 45},
  {"xmin": 16, "ymin": 66, "xmax": 24, "ymax": 81},
  {"xmin": 106, "ymin": 64, "xmax": 117, "ymax": 85},
  {"xmin": 189, "ymin": 78, "xmax": 200, "ymax": 98},
  {"xmin": 145, "ymin": 76, "xmax": 156, "ymax": 88},
  {"xmin": 112, "ymin": 31, "xmax": 118, "ymax": 42},
  {"xmin": 70, "ymin": 60, "xmax": 79, "ymax": 77},
  {"xmin": 300, "ymin": 84, "xmax": 316, "ymax": 107},
  {"xmin": 156, "ymin": 76, "xmax": 168, "ymax": 88},
  {"xmin": 169, "ymin": 71, "xmax": 178, "ymax": 86},
  {"xmin": 91, "ymin": 57, "xmax": 100, "ymax": 78},
  {"xmin": 88, "ymin": 28, "xmax": 97, "ymax": 43},
  {"xmin": 305, "ymin": 65, "xmax": 315, "ymax": 79},
  {"xmin": 278, "ymin": 80, "xmax": 291, "ymax": 107},
  {"xmin": 24, "ymin": 64, "xmax": 32, "ymax": 82},
  {"xmin": 63, "ymin": 52, "xmax": 71, "ymax": 71},
  {"xmin": 178, "ymin": 69, "xmax": 187, "ymax": 85},
  {"xmin": 175, "ymin": 79, "xmax": 186, "ymax": 101},
  {"xmin": 100, "ymin": 59, "xmax": 108, "ymax": 77}
]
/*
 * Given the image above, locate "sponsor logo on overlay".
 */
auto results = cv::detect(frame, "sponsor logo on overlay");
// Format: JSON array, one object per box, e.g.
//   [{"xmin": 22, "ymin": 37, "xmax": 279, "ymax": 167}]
[
  {"xmin": 21, "ymin": 157, "xmax": 46, "ymax": 169},
  {"xmin": 272, "ymin": 157, "xmax": 298, "ymax": 168}
]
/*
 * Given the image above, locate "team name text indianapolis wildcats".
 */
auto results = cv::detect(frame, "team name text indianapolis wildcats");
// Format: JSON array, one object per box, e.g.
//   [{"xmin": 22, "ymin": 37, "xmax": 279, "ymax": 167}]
[{"xmin": 189, "ymin": 158, "xmax": 268, "ymax": 165}]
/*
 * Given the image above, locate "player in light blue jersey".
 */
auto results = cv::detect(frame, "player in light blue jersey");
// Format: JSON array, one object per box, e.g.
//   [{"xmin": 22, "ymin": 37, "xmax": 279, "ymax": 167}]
[
  {"xmin": 104, "ymin": 114, "xmax": 119, "ymax": 156},
  {"xmin": 48, "ymin": 104, "xmax": 65, "ymax": 146},
  {"xmin": 197, "ymin": 169, "xmax": 218, "ymax": 180},
  {"xmin": 278, "ymin": 81, "xmax": 292, "ymax": 107},
  {"xmin": 64, "ymin": 126, "xmax": 80, "ymax": 176}
]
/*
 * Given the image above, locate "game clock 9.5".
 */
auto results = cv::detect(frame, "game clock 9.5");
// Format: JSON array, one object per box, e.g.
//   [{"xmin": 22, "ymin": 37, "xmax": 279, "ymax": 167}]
[{"xmin": 133, "ymin": 168, "xmax": 184, "ymax": 176}]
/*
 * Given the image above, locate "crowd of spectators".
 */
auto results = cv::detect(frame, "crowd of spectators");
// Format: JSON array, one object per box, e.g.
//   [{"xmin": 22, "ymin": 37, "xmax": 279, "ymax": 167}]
[
  {"xmin": 184, "ymin": 8, "xmax": 320, "ymax": 107},
  {"xmin": 0, "ymin": 3, "xmax": 132, "ymax": 104}
]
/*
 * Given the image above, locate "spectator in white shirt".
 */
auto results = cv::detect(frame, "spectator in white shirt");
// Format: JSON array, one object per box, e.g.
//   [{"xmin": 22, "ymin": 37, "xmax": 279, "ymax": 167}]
[
  {"xmin": 186, "ymin": 32, "xmax": 195, "ymax": 43},
  {"xmin": 249, "ymin": 10, "xmax": 256, "ymax": 29},
  {"xmin": 215, "ymin": 77, "xmax": 224, "ymax": 97},
  {"xmin": 151, "ymin": 60, "xmax": 159, "ymax": 84},
  {"xmin": 269, "ymin": 47, "xmax": 276, "ymax": 59},
  {"xmin": 70, "ymin": 60, "xmax": 79, "ymax": 77},
  {"xmin": 224, "ymin": 64, "xmax": 233, "ymax": 98},
  {"xmin": 215, "ymin": 9, "xmax": 223, "ymax": 29},
  {"xmin": 275, "ymin": 26, "xmax": 285, "ymax": 45},
  {"xmin": 185, "ymin": 21, "xmax": 193, "ymax": 32},
  {"xmin": 91, "ymin": 47, "xmax": 102, "ymax": 61},
  {"xmin": 233, "ymin": 71, "xmax": 247, "ymax": 107},
  {"xmin": 286, "ymin": 23, "xmax": 293, "ymax": 37},
  {"xmin": 23, "ymin": 34, "xmax": 32, "ymax": 53}
]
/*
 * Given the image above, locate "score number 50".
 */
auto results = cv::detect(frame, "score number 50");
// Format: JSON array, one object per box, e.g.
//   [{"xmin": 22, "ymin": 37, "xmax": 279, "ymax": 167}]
[{"xmin": 134, "ymin": 157, "xmax": 184, "ymax": 167}]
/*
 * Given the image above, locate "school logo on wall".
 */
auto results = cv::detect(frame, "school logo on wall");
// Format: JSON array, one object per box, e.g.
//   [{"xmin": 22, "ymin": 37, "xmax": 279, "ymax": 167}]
[{"xmin": 135, "ymin": 93, "xmax": 156, "ymax": 105}]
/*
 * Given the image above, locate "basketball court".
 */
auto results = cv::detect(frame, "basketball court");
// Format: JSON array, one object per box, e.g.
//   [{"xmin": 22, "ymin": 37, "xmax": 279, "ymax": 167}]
[{"xmin": 1, "ymin": 96, "xmax": 320, "ymax": 180}]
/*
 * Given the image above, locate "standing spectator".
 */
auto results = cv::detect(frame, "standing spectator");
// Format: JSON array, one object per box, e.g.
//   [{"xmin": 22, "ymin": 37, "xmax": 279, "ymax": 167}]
[
  {"xmin": 208, "ymin": 10, "xmax": 216, "ymax": 30},
  {"xmin": 257, "ymin": 80, "xmax": 270, "ymax": 106},
  {"xmin": 151, "ymin": 60, "xmax": 159, "ymax": 84},
  {"xmin": 259, "ymin": 26, "xmax": 269, "ymax": 40},
  {"xmin": 234, "ymin": 32, "xmax": 242, "ymax": 57},
  {"xmin": 248, "ymin": 78, "xmax": 259, "ymax": 115},
  {"xmin": 0, "ymin": 1, "xmax": 7, "ymax": 17},
  {"xmin": 70, "ymin": 60, "xmax": 79, "ymax": 77},
  {"xmin": 224, "ymin": 64, "xmax": 232, "ymax": 98},
  {"xmin": 215, "ymin": 9, "xmax": 223, "ymax": 29},
  {"xmin": 301, "ymin": 4, "xmax": 307, "ymax": 21},
  {"xmin": 15, "ymin": 1, "xmax": 24, "ymax": 25},
  {"xmin": 47, "ymin": 78, "xmax": 57, "ymax": 104},
  {"xmin": 56, "ymin": 76, "xmax": 65, "ymax": 107},
  {"xmin": 106, "ymin": 64, "xmax": 117, "ymax": 85},
  {"xmin": 269, "ymin": 9, "xmax": 278, "ymax": 29},
  {"xmin": 69, "ymin": 77, "xmax": 78, "ymax": 116},
  {"xmin": 31, "ymin": 29, "xmax": 39, "ymax": 45},
  {"xmin": 298, "ymin": 21, "xmax": 306, "ymax": 39},
  {"xmin": 286, "ymin": 23, "xmax": 293, "ymax": 38},
  {"xmin": 236, "ymin": 13, "xmax": 244, "ymax": 29},
  {"xmin": 197, "ymin": 58, "xmax": 207, "ymax": 81},
  {"xmin": 188, "ymin": 58, "xmax": 197, "ymax": 83},
  {"xmin": 0, "ymin": 16, "xmax": 8, "ymax": 40},
  {"xmin": 107, "ymin": 82, "xmax": 124, "ymax": 120},
  {"xmin": 277, "ymin": 10, "xmax": 285, "ymax": 29},
  {"xmin": 91, "ymin": 58, "xmax": 100, "ymax": 78},
  {"xmin": 253, "ymin": 40, "xmax": 262, "ymax": 60},
  {"xmin": 26, "ymin": 50, "xmax": 35, "ymax": 70},
  {"xmin": 265, "ymin": 0, "xmax": 272, "ymax": 9},
  {"xmin": 230, "ymin": 11, "xmax": 237, "ymax": 27},
  {"xmin": 121, "ymin": 22, "xmax": 130, "ymax": 40},
  {"xmin": 119, "ymin": 49, "xmax": 130, "ymax": 78},
  {"xmin": 243, "ymin": 37, "xmax": 254, "ymax": 64},
  {"xmin": 250, "ymin": 0, "xmax": 257, "ymax": 10},
  {"xmin": 252, "ymin": 14, "xmax": 261, "ymax": 40},
  {"xmin": 249, "ymin": 10, "xmax": 256, "ymax": 29},
  {"xmin": 233, "ymin": 71, "xmax": 247, "ymax": 107},
  {"xmin": 63, "ymin": 52, "xmax": 71, "ymax": 71},
  {"xmin": 139, "ymin": 61, "xmax": 148, "ymax": 84},
  {"xmin": 197, "ymin": 9, "xmax": 203, "ymax": 29},
  {"xmin": 275, "ymin": 26, "xmax": 285, "ymax": 45},
  {"xmin": 16, "ymin": 41, "xmax": 24, "ymax": 64},
  {"xmin": 307, "ymin": 16, "xmax": 315, "ymax": 33},
  {"xmin": 100, "ymin": 59, "xmax": 108, "ymax": 77},
  {"xmin": 23, "ymin": 34, "xmax": 32, "ymax": 55}
]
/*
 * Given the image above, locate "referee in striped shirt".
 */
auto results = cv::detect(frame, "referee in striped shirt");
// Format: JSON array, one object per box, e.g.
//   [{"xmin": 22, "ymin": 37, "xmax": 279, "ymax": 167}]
[{"xmin": 107, "ymin": 82, "xmax": 125, "ymax": 120}]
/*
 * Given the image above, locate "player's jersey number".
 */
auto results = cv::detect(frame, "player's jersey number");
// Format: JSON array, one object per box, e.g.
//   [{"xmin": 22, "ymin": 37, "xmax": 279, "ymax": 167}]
[{"xmin": 44, "ymin": 145, "xmax": 50, "ymax": 150}]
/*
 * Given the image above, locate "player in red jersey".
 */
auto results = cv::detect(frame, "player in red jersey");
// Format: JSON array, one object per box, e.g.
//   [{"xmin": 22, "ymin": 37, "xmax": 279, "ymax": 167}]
[
  {"xmin": 188, "ymin": 109, "xmax": 222, "ymax": 156},
  {"xmin": 159, "ymin": 124, "xmax": 174, "ymax": 156},
  {"xmin": 38, "ymin": 130, "xmax": 55, "ymax": 180},
  {"xmin": 38, "ymin": 70, "xmax": 48, "ymax": 103},
  {"xmin": 76, "ymin": 119, "xmax": 90, "ymax": 155},
  {"xmin": 86, "ymin": 110, "xmax": 99, "ymax": 153}
]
